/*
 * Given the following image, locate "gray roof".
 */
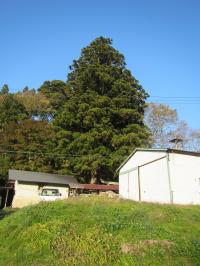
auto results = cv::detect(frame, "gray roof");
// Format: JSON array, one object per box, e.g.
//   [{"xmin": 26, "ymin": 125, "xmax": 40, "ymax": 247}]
[
  {"xmin": 117, "ymin": 148, "xmax": 200, "ymax": 172},
  {"xmin": 9, "ymin": 169, "xmax": 78, "ymax": 186}
]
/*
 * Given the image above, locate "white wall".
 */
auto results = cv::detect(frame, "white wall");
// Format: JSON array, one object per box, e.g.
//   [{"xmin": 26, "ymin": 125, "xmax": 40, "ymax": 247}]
[
  {"xmin": 12, "ymin": 181, "xmax": 40, "ymax": 208},
  {"xmin": 119, "ymin": 169, "xmax": 139, "ymax": 200},
  {"xmin": 139, "ymin": 157, "xmax": 170, "ymax": 203},
  {"xmin": 119, "ymin": 173, "xmax": 129, "ymax": 199},
  {"xmin": 12, "ymin": 181, "xmax": 69, "ymax": 208},
  {"xmin": 119, "ymin": 151, "xmax": 170, "ymax": 203},
  {"xmin": 169, "ymin": 153, "xmax": 200, "ymax": 204},
  {"xmin": 119, "ymin": 150, "xmax": 200, "ymax": 205},
  {"xmin": 120, "ymin": 151, "xmax": 166, "ymax": 173},
  {"xmin": 129, "ymin": 169, "xmax": 139, "ymax": 201}
]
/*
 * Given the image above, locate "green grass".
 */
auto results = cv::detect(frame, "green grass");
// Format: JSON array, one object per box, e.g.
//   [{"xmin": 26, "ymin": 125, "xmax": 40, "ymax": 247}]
[
  {"xmin": 0, "ymin": 196, "xmax": 200, "ymax": 266},
  {"xmin": 0, "ymin": 208, "xmax": 16, "ymax": 220}
]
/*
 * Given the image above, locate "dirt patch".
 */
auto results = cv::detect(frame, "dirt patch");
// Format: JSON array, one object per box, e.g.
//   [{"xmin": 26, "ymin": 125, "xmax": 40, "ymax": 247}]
[
  {"xmin": 121, "ymin": 243, "xmax": 135, "ymax": 254},
  {"xmin": 121, "ymin": 240, "xmax": 174, "ymax": 255},
  {"xmin": 141, "ymin": 239, "xmax": 173, "ymax": 249}
]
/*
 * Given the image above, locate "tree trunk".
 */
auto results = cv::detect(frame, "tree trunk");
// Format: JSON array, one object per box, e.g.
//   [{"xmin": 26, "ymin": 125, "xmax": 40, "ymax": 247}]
[{"xmin": 90, "ymin": 176, "xmax": 97, "ymax": 184}]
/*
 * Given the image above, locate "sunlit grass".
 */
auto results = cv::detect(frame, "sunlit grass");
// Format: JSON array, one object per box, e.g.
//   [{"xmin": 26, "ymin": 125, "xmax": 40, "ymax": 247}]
[{"xmin": 0, "ymin": 196, "xmax": 200, "ymax": 265}]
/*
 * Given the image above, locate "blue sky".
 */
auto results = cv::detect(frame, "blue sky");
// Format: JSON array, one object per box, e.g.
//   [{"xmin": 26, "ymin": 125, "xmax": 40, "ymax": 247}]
[{"xmin": 1, "ymin": 0, "xmax": 200, "ymax": 128}]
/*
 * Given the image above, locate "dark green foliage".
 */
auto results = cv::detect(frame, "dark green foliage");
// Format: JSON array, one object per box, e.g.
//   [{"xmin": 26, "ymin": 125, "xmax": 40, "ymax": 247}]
[
  {"xmin": 0, "ymin": 94, "xmax": 28, "ymax": 179},
  {"xmin": 0, "ymin": 94, "xmax": 28, "ymax": 126},
  {"xmin": 0, "ymin": 197, "xmax": 200, "ymax": 265},
  {"xmin": 39, "ymin": 80, "xmax": 70, "ymax": 116},
  {"xmin": 22, "ymin": 86, "xmax": 29, "ymax": 93},
  {"xmin": 0, "ymin": 37, "xmax": 150, "ymax": 182},
  {"xmin": 54, "ymin": 37, "xmax": 149, "ymax": 182},
  {"xmin": 0, "ymin": 92, "xmax": 55, "ymax": 180},
  {"xmin": 0, "ymin": 84, "xmax": 9, "ymax": 95},
  {"xmin": 0, "ymin": 156, "xmax": 10, "ymax": 180},
  {"xmin": 0, "ymin": 120, "xmax": 57, "ymax": 175}
]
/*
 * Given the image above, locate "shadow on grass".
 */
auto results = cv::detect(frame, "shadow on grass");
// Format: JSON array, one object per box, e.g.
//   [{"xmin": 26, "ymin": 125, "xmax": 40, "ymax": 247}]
[{"xmin": 0, "ymin": 209, "xmax": 16, "ymax": 221}]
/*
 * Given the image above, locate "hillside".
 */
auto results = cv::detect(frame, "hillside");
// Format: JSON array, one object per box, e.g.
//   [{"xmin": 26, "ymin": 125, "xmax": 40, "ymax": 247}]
[{"xmin": 0, "ymin": 197, "xmax": 200, "ymax": 265}]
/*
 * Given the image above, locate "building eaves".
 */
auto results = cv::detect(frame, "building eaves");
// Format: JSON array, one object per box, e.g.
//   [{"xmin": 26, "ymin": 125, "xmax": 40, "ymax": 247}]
[
  {"xmin": 116, "ymin": 148, "xmax": 200, "ymax": 172},
  {"xmin": 9, "ymin": 169, "xmax": 78, "ymax": 186}
]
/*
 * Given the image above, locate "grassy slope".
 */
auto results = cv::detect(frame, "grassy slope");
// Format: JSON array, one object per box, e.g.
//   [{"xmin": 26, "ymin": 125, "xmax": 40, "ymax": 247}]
[{"xmin": 0, "ymin": 197, "xmax": 200, "ymax": 266}]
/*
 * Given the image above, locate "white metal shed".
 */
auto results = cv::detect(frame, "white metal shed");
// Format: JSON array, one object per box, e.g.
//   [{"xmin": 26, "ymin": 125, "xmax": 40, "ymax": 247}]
[{"xmin": 118, "ymin": 148, "xmax": 200, "ymax": 204}]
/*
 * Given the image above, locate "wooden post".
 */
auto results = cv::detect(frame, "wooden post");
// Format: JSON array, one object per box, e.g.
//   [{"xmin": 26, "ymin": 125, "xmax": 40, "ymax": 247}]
[
  {"xmin": 166, "ymin": 154, "xmax": 173, "ymax": 204},
  {"xmin": 138, "ymin": 166, "xmax": 141, "ymax": 202},
  {"xmin": 127, "ymin": 172, "xmax": 129, "ymax": 199},
  {"xmin": 4, "ymin": 188, "xmax": 9, "ymax": 208}
]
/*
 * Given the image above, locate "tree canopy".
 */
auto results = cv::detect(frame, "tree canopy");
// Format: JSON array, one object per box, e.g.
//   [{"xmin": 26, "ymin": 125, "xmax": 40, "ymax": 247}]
[
  {"xmin": 53, "ymin": 37, "xmax": 150, "ymax": 183},
  {"xmin": 0, "ymin": 94, "xmax": 28, "ymax": 126},
  {"xmin": 0, "ymin": 84, "xmax": 9, "ymax": 95},
  {"xmin": 0, "ymin": 37, "xmax": 150, "ymax": 183}
]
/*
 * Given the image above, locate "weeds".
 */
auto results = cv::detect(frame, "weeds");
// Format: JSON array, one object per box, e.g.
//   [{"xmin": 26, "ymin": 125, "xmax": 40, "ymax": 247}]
[{"xmin": 0, "ymin": 196, "xmax": 200, "ymax": 265}]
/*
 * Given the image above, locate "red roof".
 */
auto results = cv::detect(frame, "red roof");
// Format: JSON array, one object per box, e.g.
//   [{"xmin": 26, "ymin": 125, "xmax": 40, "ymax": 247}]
[{"xmin": 70, "ymin": 184, "xmax": 119, "ymax": 191}]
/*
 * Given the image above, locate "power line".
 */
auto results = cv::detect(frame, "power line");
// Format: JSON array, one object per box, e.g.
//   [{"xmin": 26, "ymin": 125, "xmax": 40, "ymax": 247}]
[
  {"xmin": 150, "ymin": 99, "xmax": 200, "ymax": 102},
  {"xmin": 0, "ymin": 149, "xmax": 108, "ymax": 158},
  {"xmin": 150, "ymin": 96, "xmax": 200, "ymax": 99},
  {"xmin": 148, "ymin": 96, "xmax": 200, "ymax": 105},
  {"xmin": 0, "ymin": 150, "xmax": 72, "ymax": 159},
  {"xmin": 0, "ymin": 145, "xmax": 81, "ymax": 157},
  {"xmin": 152, "ymin": 102, "xmax": 200, "ymax": 105},
  {"xmin": 0, "ymin": 149, "xmax": 81, "ymax": 158}
]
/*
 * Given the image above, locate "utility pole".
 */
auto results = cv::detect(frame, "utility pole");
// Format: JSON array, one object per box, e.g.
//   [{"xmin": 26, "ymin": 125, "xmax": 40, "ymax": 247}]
[{"xmin": 169, "ymin": 137, "xmax": 183, "ymax": 149}]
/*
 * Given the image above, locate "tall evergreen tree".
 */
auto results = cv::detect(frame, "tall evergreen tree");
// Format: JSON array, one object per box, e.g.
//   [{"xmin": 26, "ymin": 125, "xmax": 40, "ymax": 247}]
[
  {"xmin": 54, "ymin": 37, "xmax": 150, "ymax": 183},
  {"xmin": 0, "ymin": 84, "xmax": 9, "ymax": 95},
  {"xmin": 0, "ymin": 94, "xmax": 28, "ymax": 126},
  {"xmin": 39, "ymin": 80, "xmax": 70, "ymax": 117}
]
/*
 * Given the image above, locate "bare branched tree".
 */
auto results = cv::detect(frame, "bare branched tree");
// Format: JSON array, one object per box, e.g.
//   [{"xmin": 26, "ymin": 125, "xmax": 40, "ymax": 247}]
[{"xmin": 145, "ymin": 102, "xmax": 200, "ymax": 151}]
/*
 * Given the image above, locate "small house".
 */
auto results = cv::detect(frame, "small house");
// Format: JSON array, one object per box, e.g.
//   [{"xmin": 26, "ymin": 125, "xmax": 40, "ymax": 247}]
[
  {"xmin": 9, "ymin": 169, "xmax": 78, "ymax": 208},
  {"xmin": 118, "ymin": 148, "xmax": 200, "ymax": 204}
]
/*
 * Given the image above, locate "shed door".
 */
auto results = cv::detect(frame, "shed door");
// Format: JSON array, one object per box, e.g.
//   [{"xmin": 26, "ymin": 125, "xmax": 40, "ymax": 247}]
[
  {"xmin": 139, "ymin": 159, "xmax": 170, "ymax": 203},
  {"xmin": 128, "ymin": 170, "xmax": 139, "ymax": 201}
]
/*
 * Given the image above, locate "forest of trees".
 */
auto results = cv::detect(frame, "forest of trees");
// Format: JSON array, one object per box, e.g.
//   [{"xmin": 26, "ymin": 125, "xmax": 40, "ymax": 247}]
[
  {"xmin": 0, "ymin": 37, "xmax": 150, "ymax": 183},
  {"xmin": 1, "ymin": 37, "xmax": 199, "ymax": 183}
]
